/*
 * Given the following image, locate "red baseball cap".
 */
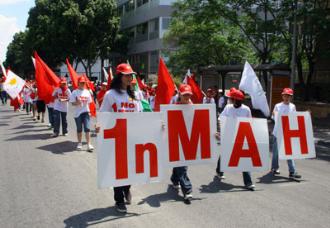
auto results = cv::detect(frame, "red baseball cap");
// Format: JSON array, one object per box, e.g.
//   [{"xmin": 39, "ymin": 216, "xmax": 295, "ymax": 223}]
[
  {"xmin": 281, "ymin": 88, "xmax": 293, "ymax": 96},
  {"xmin": 78, "ymin": 76, "xmax": 86, "ymax": 83},
  {"xmin": 101, "ymin": 82, "xmax": 107, "ymax": 86},
  {"xmin": 226, "ymin": 88, "xmax": 245, "ymax": 100},
  {"xmin": 116, "ymin": 63, "xmax": 136, "ymax": 75},
  {"xmin": 179, "ymin": 84, "xmax": 193, "ymax": 96}
]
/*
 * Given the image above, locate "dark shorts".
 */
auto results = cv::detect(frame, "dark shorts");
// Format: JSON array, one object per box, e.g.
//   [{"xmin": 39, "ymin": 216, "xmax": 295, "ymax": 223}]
[
  {"xmin": 36, "ymin": 100, "xmax": 46, "ymax": 113},
  {"xmin": 74, "ymin": 112, "xmax": 91, "ymax": 133}
]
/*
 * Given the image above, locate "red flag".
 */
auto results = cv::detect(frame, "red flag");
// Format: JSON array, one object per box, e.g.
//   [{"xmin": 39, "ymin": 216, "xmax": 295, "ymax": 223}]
[
  {"xmin": 66, "ymin": 58, "xmax": 79, "ymax": 90},
  {"xmin": 154, "ymin": 58, "xmax": 176, "ymax": 111},
  {"xmin": 34, "ymin": 52, "xmax": 59, "ymax": 103},
  {"xmin": 34, "ymin": 52, "xmax": 60, "ymax": 87},
  {"xmin": 137, "ymin": 77, "xmax": 146, "ymax": 90},
  {"xmin": 187, "ymin": 74, "xmax": 204, "ymax": 104},
  {"xmin": 89, "ymin": 100, "xmax": 97, "ymax": 117}
]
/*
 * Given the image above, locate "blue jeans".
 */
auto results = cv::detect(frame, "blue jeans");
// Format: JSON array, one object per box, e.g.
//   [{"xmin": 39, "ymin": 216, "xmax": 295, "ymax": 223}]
[
  {"xmin": 171, "ymin": 166, "xmax": 192, "ymax": 195},
  {"xmin": 272, "ymin": 137, "xmax": 296, "ymax": 173},
  {"xmin": 47, "ymin": 106, "xmax": 54, "ymax": 127},
  {"xmin": 53, "ymin": 110, "xmax": 68, "ymax": 135},
  {"xmin": 74, "ymin": 112, "xmax": 90, "ymax": 133},
  {"xmin": 216, "ymin": 156, "xmax": 253, "ymax": 186},
  {"xmin": 0, "ymin": 91, "xmax": 7, "ymax": 104}
]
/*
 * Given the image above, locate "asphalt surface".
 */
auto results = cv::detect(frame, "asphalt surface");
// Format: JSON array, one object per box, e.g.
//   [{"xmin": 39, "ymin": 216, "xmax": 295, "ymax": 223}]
[{"xmin": 0, "ymin": 104, "xmax": 329, "ymax": 228}]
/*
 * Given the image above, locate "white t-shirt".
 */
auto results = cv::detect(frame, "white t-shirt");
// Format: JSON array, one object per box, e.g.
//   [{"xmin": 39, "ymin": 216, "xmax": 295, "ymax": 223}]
[
  {"xmin": 203, "ymin": 97, "xmax": 215, "ymax": 104},
  {"xmin": 47, "ymin": 102, "xmax": 54, "ymax": 108},
  {"xmin": 53, "ymin": 87, "xmax": 72, "ymax": 112},
  {"xmin": 69, "ymin": 89, "xmax": 92, "ymax": 118},
  {"xmin": 272, "ymin": 102, "xmax": 296, "ymax": 135},
  {"xmin": 100, "ymin": 89, "xmax": 142, "ymax": 112},
  {"xmin": 218, "ymin": 97, "xmax": 225, "ymax": 109},
  {"xmin": 220, "ymin": 104, "xmax": 252, "ymax": 118},
  {"xmin": 23, "ymin": 87, "xmax": 32, "ymax": 103}
]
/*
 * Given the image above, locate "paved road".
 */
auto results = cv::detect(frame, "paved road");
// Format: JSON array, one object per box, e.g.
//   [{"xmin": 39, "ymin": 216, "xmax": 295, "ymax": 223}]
[{"xmin": 0, "ymin": 104, "xmax": 329, "ymax": 228}]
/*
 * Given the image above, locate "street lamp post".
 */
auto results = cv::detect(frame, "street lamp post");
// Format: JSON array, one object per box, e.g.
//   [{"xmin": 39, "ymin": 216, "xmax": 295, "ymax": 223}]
[{"xmin": 290, "ymin": 0, "xmax": 298, "ymax": 92}]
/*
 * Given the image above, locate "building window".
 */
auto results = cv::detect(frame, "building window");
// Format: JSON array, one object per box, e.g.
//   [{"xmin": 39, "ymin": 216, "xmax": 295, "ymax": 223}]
[
  {"xmin": 150, "ymin": 51, "xmax": 159, "ymax": 73},
  {"xmin": 136, "ymin": 22, "xmax": 148, "ymax": 42},
  {"xmin": 162, "ymin": 17, "xmax": 171, "ymax": 30},
  {"xmin": 124, "ymin": 0, "xmax": 135, "ymax": 13},
  {"xmin": 137, "ymin": 0, "xmax": 149, "ymax": 8},
  {"xmin": 149, "ymin": 18, "xmax": 159, "ymax": 40},
  {"xmin": 118, "ymin": 5, "xmax": 124, "ymax": 16}
]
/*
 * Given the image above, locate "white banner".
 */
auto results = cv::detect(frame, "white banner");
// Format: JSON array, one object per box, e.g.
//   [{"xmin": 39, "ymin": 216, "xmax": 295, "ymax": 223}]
[
  {"xmin": 220, "ymin": 117, "xmax": 270, "ymax": 172},
  {"xmin": 161, "ymin": 104, "xmax": 219, "ymax": 167},
  {"xmin": 275, "ymin": 112, "xmax": 315, "ymax": 160},
  {"xmin": 97, "ymin": 112, "xmax": 166, "ymax": 188},
  {"xmin": 3, "ymin": 70, "xmax": 26, "ymax": 99}
]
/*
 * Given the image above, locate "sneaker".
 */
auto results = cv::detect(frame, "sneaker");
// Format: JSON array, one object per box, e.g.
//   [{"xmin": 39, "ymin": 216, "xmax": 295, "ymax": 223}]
[
  {"xmin": 87, "ymin": 144, "xmax": 94, "ymax": 152},
  {"xmin": 216, "ymin": 173, "xmax": 226, "ymax": 180},
  {"xmin": 289, "ymin": 172, "xmax": 302, "ymax": 179},
  {"xmin": 184, "ymin": 193, "xmax": 193, "ymax": 201},
  {"xmin": 51, "ymin": 133, "xmax": 59, "ymax": 138},
  {"xmin": 37, "ymin": 116, "xmax": 40, "ymax": 120},
  {"xmin": 272, "ymin": 169, "xmax": 280, "ymax": 175},
  {"xmin": 115, "ymin": 202, "xmax": 127, "ymax": 213},
  {"xmin": 246, "ymin": 184, "xmax": 256, "ymax": 191},
  {"xmin": 124, "ymin": 190, "xmax": 132, "ymax": 205},
  {"xmin": 172, "ymin": 184, "xmax": 181, "ymax": 190},
  {"xmin": 63, "ymin": 133, "xmax": 68, "ymax": 136},
  {"xmin": 76, "ymin": 143, "xmax": 83, "ymax": 151}
]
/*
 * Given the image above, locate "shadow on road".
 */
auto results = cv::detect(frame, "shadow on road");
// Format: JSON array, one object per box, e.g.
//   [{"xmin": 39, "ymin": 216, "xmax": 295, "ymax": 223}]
[
  {"xmin": 256, "ymin": 172, "xmax": 306, "ymax": 184},
  {"xmin": 0, "ymin": 123, "xmax": 9, "ymax": 126},
  {"xmin": 199, "ymin": 176, "xmax": 247, "ymax": 194},
  {"xmin": 6, "ymin": 133, "xmax": 51, "ymax": 141},
  {"xmin": 11, "ymin": 128, "xmax": 50, "ymax": 135},
  {"xmin": 138, "ymin": 185, "xmax": 204, "ymax": 207},
  {"xmin": 37, "ymin": 140, "xmax": 77, "ymax": 154},
  {"xmin": 11, "ymin": 124, "xmax": 39, "ymax": 130},
  {"xmin": 63, "ymin": 206, "xmax": 147, "ymax": 228},
  {"xmin": 315, "ymin": 143, "xmax": 330, "ymax": 162}
]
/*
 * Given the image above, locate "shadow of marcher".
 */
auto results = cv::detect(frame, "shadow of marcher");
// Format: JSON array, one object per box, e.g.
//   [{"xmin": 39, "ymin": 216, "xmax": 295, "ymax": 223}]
[
  {"xmin": 6, "ymin": 133, "xmax": 51, "ymax": 141},
  {"xmin": 0, "ymin": 123, "xmax": 9, "ymax": 126},
  {"xmin": 11, "ymin": 124, "xmax": 40, "ymax": 130},
  {"xmin": 138, "ymin": 185, "xmax": 204, "ymax": 207},
  {"xmin": 257, "ymin": 172, "xmax": 294, "ymax": 184},
  {"xmin": 199, "ymin": 176, "xmax": 247, "ymax": 194},
  {"xmin": 63, "ymin": 206, "xmax": 144, "ymax": 228},
  {"xmin": 11, "ymin": 128, "xmax": 50, "ymax": 135},
  {"xmin": 37, "ymin": 141, "xmax": 78, "ymax": 154}
]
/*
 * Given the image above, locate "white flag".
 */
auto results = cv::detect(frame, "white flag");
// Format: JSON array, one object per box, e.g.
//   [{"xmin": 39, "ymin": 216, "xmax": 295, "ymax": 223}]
[
  {"xmin": 3, "ymin": 70, "xmax": 26, "ymax": 99},
  {"xmin": 182, "ymin": 69, "xmax": 191, "ymax": 84},
  {"xmin": 31, "ymin": 56, "xmax": 36, "ymax": 68},
  {"xmin": 239, "ymin": 61, "xmax": 270, "ymax": 117},
  {"xmin": 1, "ymin": 62, "xmax": 7, "ymax": 78},
  {"xmin": 103, "ymin": 67, "xmax": 109, "ymax": 81}
]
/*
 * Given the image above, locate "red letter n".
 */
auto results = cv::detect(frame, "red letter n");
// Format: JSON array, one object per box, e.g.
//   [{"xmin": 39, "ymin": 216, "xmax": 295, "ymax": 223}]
[
  {"xmin": 282, "ymin": 116, "xmax": 308, "ymax": 155},
  {"xmin": 104, "ymin": 119, "xmax": 128, "ymax": 179},
  {"xmin": 168, "ymin": 110, "xmax": 211, "ymax": 162},
  {"xmin": 229, "ymin": 122, "xmax": 262, "ymax": 167},
  {"xmin": 135, "ymin": 143, "xmax": 158, "ymax": 177}
]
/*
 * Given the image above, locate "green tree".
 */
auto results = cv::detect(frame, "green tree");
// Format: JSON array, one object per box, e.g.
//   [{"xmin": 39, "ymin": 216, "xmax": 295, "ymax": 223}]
[
  {"xmin": 5, "ymin": 31, "xmax": 34, "ymax": 77},
  {"xmin": 25, "ymin": 0, "xmax": 121, "ymax": 75},
  {"xmin": 164, "ymin": 0, "xmax": 255, "ymax": 76}
]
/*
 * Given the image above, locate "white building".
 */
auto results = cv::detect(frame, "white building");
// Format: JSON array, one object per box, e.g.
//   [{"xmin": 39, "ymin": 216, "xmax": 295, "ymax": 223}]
[{"xmin": 117, "ymin": 0, "xmax": 175, "ymax": 77}]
